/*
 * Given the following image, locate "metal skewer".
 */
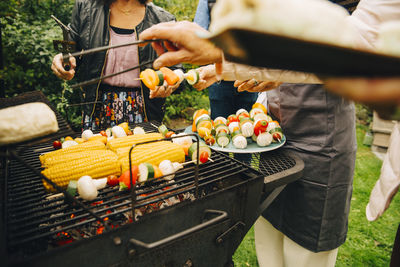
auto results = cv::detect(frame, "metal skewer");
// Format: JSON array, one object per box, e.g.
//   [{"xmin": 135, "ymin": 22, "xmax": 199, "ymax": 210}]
[
  {"xmin": 63, "ymin": 39, "xmax": 162, "ymax": 61},
  {"xmin": 70, "ymin": 60, "xmax": 154, "ymax": 89},
  {"xmin": 51, "ymin": 15, "xmax": 76, "ymax": 71}
]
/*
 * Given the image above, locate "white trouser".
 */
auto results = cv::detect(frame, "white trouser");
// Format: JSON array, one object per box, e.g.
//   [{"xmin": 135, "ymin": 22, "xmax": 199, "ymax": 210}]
[{"xmin": 254, "ymin": 216, "xmax": 339, "ymax": 267}]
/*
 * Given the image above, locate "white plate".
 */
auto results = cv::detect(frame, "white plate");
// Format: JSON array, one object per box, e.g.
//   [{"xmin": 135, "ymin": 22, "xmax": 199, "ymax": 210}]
[{"xmin": 183, "ymin": 126, "xmax": 286, "ymax": 154}]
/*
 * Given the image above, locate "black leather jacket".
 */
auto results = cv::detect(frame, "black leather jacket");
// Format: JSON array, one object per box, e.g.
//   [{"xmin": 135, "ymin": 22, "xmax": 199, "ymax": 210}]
[{"xmin": 69, "ymin": 0, "xmax": 179, "ymax": 122}]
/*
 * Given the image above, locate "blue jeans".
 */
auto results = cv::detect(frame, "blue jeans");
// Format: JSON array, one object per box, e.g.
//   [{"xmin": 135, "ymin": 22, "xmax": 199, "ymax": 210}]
[
  {"xmin": 209, "ymin": 81, "xmax": 258, "ymax": 162},
  {"xmin": 193, "ymin": 0, "xmax": 210, "ymax": 30},
  {"xmin": 209, "ymin": 81, "xmax": 258, "ymax": 119}
]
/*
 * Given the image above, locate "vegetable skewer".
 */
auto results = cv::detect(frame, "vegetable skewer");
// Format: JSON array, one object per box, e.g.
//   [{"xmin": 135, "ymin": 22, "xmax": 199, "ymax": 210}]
[{"xmin": 139, "ymin": 68, "xmax": 201, "ymax": 91}]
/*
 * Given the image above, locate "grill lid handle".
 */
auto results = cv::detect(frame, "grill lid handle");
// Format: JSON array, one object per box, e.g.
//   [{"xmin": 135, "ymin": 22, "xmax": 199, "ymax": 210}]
[{"xmin": 129, "ymin": 209, "xmax": 228, "ymax": 249}]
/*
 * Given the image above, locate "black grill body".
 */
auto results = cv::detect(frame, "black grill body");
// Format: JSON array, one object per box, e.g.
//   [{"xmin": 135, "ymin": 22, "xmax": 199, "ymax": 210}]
[{"xmin": 1, "ymin": 92, "xmax": 304, "ymax": 267}]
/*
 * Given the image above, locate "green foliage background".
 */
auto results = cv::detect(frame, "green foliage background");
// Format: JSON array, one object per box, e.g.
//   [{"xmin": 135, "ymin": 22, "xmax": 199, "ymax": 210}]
[
  {"xmin": 1, "ymin": 0, "xmax": 80, "ymax": 126},
  {"xmin": 1, "ymin": 0, "xmax": 205, "ymax": 129},
  {"xmin": 1, "ymin": 0, "xmax": 75, "ymax": 96},
  {"xmin": 1, "ymin": 1, "xmax": 396, "ymax": 266}
]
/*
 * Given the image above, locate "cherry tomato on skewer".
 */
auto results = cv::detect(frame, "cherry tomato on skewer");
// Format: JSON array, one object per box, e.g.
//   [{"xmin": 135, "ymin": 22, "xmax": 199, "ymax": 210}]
[
  {"xmin": 53, "ymin": 140, "xmax": 62, "ymax": 150},
  {"xmin": 199, "ymin": 151, "xmax": 209, "ymax": 164}
]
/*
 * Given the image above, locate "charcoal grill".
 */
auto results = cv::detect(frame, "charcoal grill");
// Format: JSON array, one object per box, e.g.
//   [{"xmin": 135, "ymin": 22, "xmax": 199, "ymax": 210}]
[{"xmin": 1, "ymin": 92, "xmax": 303, "ymax": 267}]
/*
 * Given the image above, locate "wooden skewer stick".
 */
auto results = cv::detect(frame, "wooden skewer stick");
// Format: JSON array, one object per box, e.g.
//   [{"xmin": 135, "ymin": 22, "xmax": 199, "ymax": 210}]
[
  {"xmin": 149, "ymin": 122, "xmax": 159, "ymax": 130},
  {"xmin": 46, "ymin": 192, "xmax": 64, "ymax": 200},
  {"xmin": 33, "ymin": 146, "xmax": 53, "ymax": 153},
  {"xmin": 181, "ymin": 160, "xmax": 196, "ymax": 166},
  {"xmin": 181, "ymin": 156, "xmax": 213, "ymax": 166}
]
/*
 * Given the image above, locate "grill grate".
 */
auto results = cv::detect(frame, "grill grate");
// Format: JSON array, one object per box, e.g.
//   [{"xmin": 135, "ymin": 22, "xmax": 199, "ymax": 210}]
[
  {"xmin": 4, "ymin": 122, "xmax": 301, "ymax": 257},
  {"xmin": 219, "ymin": 150, "xmax": 296, "ymax": 177},
  {"xmin": 5, "ymin": 140, "xmax": 254, "ymax": 251},
  {"xmin": 253, "ymin": 151, "xmax": 296, "ymax": 175}
]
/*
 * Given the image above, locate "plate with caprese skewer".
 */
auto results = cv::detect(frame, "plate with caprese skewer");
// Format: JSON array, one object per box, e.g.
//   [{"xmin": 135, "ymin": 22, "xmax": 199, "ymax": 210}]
[
  {"xmin": 184, "ymin": 105, "xmax": 286, "ymax": 154},
  {"xmin": 183, "ymin": 126, "xmax": 285, "ymax": 153}
]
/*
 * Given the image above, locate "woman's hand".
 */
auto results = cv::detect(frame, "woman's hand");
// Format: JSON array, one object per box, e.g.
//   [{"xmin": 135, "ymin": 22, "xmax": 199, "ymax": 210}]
[
  {"xmin": 149, "ymin": 82, "xmax": 180, "ymax": 99},
  {"xmin": 139, "ymin": 21, "xmax": 223, "ymax": 69},
  {"xmin": 192, "ymin": 64, "xmax": 219, "ymax": 91},
  {"xmin": 51, "ymin": 53, "xmax": 76, "ymax": 80},
  {"xmin": 234, "ymin": 79, "xmax": 282, "ymax": 92}
]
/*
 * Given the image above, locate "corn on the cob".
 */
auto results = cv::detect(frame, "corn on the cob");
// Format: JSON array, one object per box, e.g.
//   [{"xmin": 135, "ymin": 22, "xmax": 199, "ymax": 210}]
[
  {"xmin": 116, "ymin": 140, "xmax": 171, "ymax": 159},
  {"xmin": 87, "ymin": 135, "xmax": 107, "ymax": 144},
  {"xmin": 118, "ymin": 141, "xmax": 185, "ymax": 172},
  {"xmin": 42, "ymin": 150, "xmax": 120, "ymax": 191},
  {"xmin": 107, "ymin": 133, "xmax": 163, "ymax": 153},
  {"xmin": 41, "ymin": 150, "xmax": 107, "ymax": 168},
  {"xmin": 39, "ymin": 141, "xmax": 106, "ymax": 165}
]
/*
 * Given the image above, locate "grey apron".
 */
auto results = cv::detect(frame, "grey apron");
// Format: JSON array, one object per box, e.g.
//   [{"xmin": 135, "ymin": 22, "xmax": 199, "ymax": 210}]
[{"xmin": 263, "ymin": 83, "xmax": 357, "ymax": 252}]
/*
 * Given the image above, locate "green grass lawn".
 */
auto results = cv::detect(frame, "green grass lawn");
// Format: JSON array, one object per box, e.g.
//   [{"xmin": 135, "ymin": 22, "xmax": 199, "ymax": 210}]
[{"xmin": 233, "ymin": 125, "xmax": 400, "ymax": 266}]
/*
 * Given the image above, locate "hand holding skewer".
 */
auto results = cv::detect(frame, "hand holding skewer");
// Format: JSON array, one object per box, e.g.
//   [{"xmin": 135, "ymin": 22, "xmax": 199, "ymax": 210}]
[
  {"xmin": 51, "ymin": 15, "xmax": 76, "ymax": 73},
  {"xmin": 51, "ymin": 53, "xmax": 76, "ymax": 80}
]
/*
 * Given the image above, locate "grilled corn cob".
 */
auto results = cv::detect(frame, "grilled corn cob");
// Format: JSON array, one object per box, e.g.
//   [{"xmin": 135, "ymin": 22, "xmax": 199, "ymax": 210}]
[
  {"xmin": 39, "ymin": 140, "xmax": 106, "ymax": 166},
  {"xmin": 41, "ymin": 150, "xmax": 107, "ymax": 168},
  {"xmin": 42, "ymin": 150, "xmax": 121, "ymax": 191},
  {"xmin": 107, "ymin": 133, "xmax": 163, "ymax": 153},
  {"xmin": 117, "ymin": 141, "xmax": 185, "ymax": 172}
]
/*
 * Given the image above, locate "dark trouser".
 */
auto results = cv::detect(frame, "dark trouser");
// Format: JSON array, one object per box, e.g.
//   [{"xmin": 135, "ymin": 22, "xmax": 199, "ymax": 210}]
[
  {"xmin": 391, "ymin": 223, "xmax": 400, "ymax": 267},
  {"xmin": 208, "ymin": 81, "xmax": 258, "ymax": 119},
  {"xmin": 208, "ymin": 81, "xmax": 258, "ymax": 162}
]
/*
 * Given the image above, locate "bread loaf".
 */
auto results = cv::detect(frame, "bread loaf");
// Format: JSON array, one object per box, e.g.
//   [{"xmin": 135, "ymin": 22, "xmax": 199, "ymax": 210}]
[
  {"xmin": 0, "ymin": 102, "xmax": 59, "ymax": 145},
  {"xmin": 209, "ymin": 0, "xmax": 356, "ymax": 48}
]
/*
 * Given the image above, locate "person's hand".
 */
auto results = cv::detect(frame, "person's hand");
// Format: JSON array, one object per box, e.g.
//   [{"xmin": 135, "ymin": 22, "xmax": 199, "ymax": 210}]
[
  {"xmin": 139, "ymin": 21, "xmax": 223, "ymax": 69},
  {"xmin": 149, "ymin": 81, "xmax": 180, "ymax": 99},
  {"xmin": 324, "ymin": 77, "xmax": 400, "ymax": 104},
  {"xmin": 51, "ymin": 53, "xmax": 76, "ymax": 80},
  {"xmin": 324, "ymin": 77, "xmax": 400, "ymax": 120},
  {"xmin": 192, "ymin": 64, "xmax": 219, "ymax": 91},
  {"xmin": 234, "ymin": 79, "xmax": 282, "ymax": 92}
]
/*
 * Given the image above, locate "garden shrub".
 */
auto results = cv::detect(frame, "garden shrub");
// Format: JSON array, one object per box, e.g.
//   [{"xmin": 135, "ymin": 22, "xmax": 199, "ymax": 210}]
[{"xmin": 2, "ymin": 0, "xmax": 210, "ymax": 128}]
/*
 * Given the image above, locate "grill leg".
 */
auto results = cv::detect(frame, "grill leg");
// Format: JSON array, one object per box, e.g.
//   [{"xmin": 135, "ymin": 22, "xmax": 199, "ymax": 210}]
[{"xmin": 224, "ymin": 258, "xmax": 234, "ymax": 267}]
